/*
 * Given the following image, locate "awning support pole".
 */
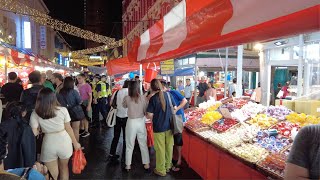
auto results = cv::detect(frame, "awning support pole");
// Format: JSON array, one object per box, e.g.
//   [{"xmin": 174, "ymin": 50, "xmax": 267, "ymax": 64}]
[
  {"xmin": 224, "ymin": 47, "xmax": 229, "ymax": 98},
  {"xmin": 236, "ymin": 45, "xmax": 243, "ymax": 97},
  {"xmin": 297, "ymin": 34, "xmax": 304, "ymax": 97},
  {"xmin": 140, "ymin": 64, "xmax": 143, "ymax": 95}
]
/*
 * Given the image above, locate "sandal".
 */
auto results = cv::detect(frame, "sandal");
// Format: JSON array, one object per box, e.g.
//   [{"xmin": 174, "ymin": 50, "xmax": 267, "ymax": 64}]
[{"xmin": 171, "ymin": 165, "xmax": 181, "ymax": 172}]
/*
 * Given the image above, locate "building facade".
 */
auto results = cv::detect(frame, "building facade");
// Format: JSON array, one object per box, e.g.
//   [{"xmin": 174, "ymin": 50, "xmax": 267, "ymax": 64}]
[
  {"xmin": 122, "ymin": 0, "xmax": 182, "ymax": 55},
  {"xmin": 0, "ymin": 0, "xmax": 71, "ymax": 61}
]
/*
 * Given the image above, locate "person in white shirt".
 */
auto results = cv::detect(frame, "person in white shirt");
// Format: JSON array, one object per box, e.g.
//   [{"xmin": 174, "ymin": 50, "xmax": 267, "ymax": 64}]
[
  {"xmin": 109, "ymin": 80, "xmax": 129, "ymax": 162},
  {"xmin": 228, "ymin": 78, "xmax": 237, "ymax": 97}
]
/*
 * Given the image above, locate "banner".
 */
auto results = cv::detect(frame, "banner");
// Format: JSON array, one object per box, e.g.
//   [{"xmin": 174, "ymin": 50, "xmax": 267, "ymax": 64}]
[{"xmin": 40, "ymin": 26, "xmax": 46, "ymax": 49}]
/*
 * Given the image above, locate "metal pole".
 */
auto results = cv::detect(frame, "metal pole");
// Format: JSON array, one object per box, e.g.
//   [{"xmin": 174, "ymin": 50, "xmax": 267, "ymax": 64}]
[
  {"xmin": 236, "ymin": 45, "xmax": 243, "ymax": 97},
  {"xmin": 194, "ymin": 55, "xmax": 198, "ymax": 106},
  {"xmin": 224, "ymin": 47, "xmax": 229, "ymax": 97},
  {"xmin": 297, "ymin": 34, "xmax": 303, "ymax": 97},
  {"xmin": 139, "ymin": 64, "xmax": 143, "ymax": 94}
]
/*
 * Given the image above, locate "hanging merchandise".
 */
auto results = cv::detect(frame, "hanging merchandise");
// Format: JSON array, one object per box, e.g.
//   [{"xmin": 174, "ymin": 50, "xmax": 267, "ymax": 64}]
[{"xmin": 144, "ymin": 63, "xmax": 158, "ymax": 83}]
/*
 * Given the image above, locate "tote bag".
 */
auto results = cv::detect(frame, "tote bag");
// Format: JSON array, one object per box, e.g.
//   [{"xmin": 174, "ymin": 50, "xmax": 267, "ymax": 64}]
[
  {"xmin": 166, "ymin": 92, "xmax": 184, "ymax": 135},
  {"xmin": 106, "ymin": 90, "xmax": 119, "ymax": 127}
]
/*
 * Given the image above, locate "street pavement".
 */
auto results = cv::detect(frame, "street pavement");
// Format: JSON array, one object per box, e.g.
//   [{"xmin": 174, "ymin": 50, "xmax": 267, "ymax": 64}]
[{"xmin": 70, "ymin": 126, "xmax": 201, "ymax": 180}]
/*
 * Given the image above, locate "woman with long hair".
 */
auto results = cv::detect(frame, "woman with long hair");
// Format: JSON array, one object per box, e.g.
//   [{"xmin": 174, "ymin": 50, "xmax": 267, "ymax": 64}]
[
  {"xmin": 30, "ymin": 88, "xmax": 81, "ymax": 180},
  {"xmin": 146, "ymin": 79, "xmax": 176, "ymax": 177},
  {"xmin": 122, "ymin": 81, "xmax": 150, "ymax": 171},
  {"xmin": 57, "ymin": 77, "xmax": 86, "ymax": 141}
]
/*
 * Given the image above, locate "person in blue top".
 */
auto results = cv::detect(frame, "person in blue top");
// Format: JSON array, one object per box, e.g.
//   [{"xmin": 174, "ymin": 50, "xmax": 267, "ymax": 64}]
[
  {"xmin": 147, "ymin": 79, "xmax": 176, "ymax": 177},
  {"xmin": 161, "ymin": 81, "xmax": 187, "ymax": 172}
]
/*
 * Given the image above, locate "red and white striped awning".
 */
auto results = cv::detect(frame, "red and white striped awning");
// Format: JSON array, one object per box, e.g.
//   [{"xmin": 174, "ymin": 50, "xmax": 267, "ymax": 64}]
[
  {"xmin": 128, "ymin": 0, "xmax": 320, "ymax": 63},
  {"xmin": 0, "ymin": 45, "xmax": 54, "ymax": 66}
]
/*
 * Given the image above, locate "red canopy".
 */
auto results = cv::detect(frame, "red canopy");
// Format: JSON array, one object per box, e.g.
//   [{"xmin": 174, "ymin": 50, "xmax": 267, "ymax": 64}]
[
  {"xmin": 129, "ymin": 0, "xmax": 320, "ymax": 63},
  {"xmin": 106, "ymin": 57, "xmax": 160, "ymax": 76}
]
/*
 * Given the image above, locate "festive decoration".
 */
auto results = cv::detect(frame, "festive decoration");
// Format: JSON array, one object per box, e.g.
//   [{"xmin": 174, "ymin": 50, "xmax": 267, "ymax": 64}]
[{"xmin": 0, "ymin": 0, "xmax": 115, "ymax": 45}]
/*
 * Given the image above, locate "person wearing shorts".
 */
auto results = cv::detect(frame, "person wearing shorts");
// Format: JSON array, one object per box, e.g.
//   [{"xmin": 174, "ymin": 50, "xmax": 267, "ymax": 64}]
[{"xmin": 30, "ymin": 88, "xmax": 81, "ymax": 180}]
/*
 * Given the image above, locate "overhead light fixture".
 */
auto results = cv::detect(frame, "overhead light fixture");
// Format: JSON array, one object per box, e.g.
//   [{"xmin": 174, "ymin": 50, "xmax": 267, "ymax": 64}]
[
  {"xmin": 274, "ymin": 40, "xmax": 288, "ymax": 46},
  {"xmin": 254, "ymin": 43, "xmax": 263, "ymax": 51},
  {"xmin": 8, "ymin": 35, "xmax": 12, "ymax": 39},
  {"xmin": 89, "ymin": 55, "xmax": 102, "ymax": 60}
]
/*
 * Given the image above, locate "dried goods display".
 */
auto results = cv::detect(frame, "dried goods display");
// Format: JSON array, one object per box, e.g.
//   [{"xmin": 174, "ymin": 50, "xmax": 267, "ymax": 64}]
[
  {"xmin": 229, "ymin": 144, "xmax": 269, "ymax": 163},
  {"xmin": 258, "ymin": 153, "xmax": 287, "ymax": 178},
  {"xmin": 232, "ymin": 98, "xmax": 249, "ymax": 109},
  {"xmin": 231, "ymin": 102, "xmax": 266, "ymax": 121},
  {"xmin": 197, "ymin": 130, "xmax": 218, "ymax": 139},
  {"xmin": 266, "ymin": 106, "xmax": 292, "ymax": 121},
  {"xmin": 207, "ymin": 102, "xmax": 222, "ymax": 112},
  {"xmin": 273, "ymin": 122, "xmax": 300, "ymax": 138},
  {"xmin": 209, "ymin": 124, "xmax": 258, "ymax": 149},
  {"xmin": 212, "ymin": 118, "xmax": 238, "ymax": 132},
  {"xmin": 247, "ymin": 114, "xmax": 278, "ymax": 129},
  {"xmin": 201, "ymin": 111, "xmax": 223, "ymax": 125},
  {"xmin": 220, "ymin": 103, "xmax": 236, "ymax": 112},
  {"xmin": 254, "ymin": 130, "xmax": 290, "ymax": 153},
  {"xmin": 185, "ymin": 108, "xmax": 206, "ymax": 121},
  {"xmin": 185, "ymin": 120, "xmax": 209, "ymax": 132},
  {"xmin": 286, "ymin": 112, "xmax": 320, "ymax": 127}
]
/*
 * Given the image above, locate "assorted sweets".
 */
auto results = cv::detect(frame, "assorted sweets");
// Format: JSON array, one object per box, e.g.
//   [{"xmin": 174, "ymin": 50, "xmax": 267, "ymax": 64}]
[
  {"xmin": 258, "ymin": 153, "xmax": 287, "ymax": 177},
  {"xmin": 201, "ymin": 111, "xmax": 223, "ymax": 125},
  {"xmin": 254, "ymin": 130, "xmax": 290, "ymax": 153},
  {"xmin": 286, "ymin": 112, "xmax": 320, "ymax": 127},
  {"xmin": 229, "ymin": 144, "xmax": 269, "ymax": 163},
  {"xmin": 185, "ymin": 120, "xmax": 209, "ymax": 132},
  {"xmin": 212, "ymin": 118, "xmax": 238, "ymax": 132},
  {"xmin": 247, "ymin": 114, "xmax": 278, "ymax": 129},
  {"xmin": 184, "ymin": 98, "xmax": 318, "ymax": 178},
  {"xmin": 184, "ymin": 108, "xmax": 206, "ymax": 121},
  {"xmin": 266, "ymin": 106, "xmax": 292, "ymax": 121},
  {"xmin": 273, "ymin": 121, "xmax": 300, "ymax": 138},
  {"xmin": 197, "ymin": 130, "xmax": 218, "ymax": 139}
]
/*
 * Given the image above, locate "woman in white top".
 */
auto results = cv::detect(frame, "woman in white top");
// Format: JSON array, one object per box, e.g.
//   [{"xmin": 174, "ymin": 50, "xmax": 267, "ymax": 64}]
[
  {"xmin": 30, "ymin": 88, "xmax": 81, "ymax": 180},
  {"xmin": 122, "ymin": 81, "xmax": 150, "ymax": 171}
]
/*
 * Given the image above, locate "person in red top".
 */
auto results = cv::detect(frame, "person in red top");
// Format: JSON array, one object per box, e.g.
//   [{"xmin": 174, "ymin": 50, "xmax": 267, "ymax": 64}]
[{"xmin": 281, "ymin": 82, "xmax": 290, "ymax": 99}]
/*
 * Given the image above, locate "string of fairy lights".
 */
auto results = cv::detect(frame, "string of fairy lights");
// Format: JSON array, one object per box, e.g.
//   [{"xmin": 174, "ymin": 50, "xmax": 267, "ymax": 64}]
[{"xmin": 0, "ymin": 0, "xmax": 124, "ymax": 57}]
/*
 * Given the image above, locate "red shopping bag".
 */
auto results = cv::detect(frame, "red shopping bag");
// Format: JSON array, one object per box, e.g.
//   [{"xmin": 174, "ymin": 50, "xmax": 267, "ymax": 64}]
[
  {"xmin": 146, "ymin": 123, "xmax": 154, "ymax": 147},
  {"xmin": 72, "ymin": 149, "xmax": 87, "ymax": 174}
]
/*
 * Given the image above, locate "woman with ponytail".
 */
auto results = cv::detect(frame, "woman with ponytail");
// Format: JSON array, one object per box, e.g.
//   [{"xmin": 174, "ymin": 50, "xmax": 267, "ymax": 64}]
[{"xmin": 146, "ymin": 79, "xmax": 177, "ymax": 177}]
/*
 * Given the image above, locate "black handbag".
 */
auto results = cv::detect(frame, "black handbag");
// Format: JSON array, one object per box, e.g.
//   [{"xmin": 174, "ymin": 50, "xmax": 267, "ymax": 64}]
[{"xmin": 61, "ymin": 93, "xmax": 85, "ymax": 121}]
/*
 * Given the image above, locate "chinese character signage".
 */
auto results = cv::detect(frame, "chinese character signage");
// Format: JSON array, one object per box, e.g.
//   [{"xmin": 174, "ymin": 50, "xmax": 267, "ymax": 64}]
[{"xmin": 40, "ymin": 26, "xmax": 46, "ymax": 49}]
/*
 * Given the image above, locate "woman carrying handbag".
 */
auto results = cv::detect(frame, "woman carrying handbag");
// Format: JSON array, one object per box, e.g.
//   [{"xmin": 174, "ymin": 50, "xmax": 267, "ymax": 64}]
[{"xmin": 57, "ymin": 77, "xmax": 86, "ymax": 141}]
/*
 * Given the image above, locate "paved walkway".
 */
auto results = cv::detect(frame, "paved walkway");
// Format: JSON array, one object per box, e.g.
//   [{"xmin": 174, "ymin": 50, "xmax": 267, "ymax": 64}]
[{"xmin": 70, "ymin": 127, "xmax": 201, "ymax": 179}]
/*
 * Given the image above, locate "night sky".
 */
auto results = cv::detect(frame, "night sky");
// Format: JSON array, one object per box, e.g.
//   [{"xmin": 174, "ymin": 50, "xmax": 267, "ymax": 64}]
[{"xmin": 43, "ymin": 0, "xmax": 122, "ymax": 50}]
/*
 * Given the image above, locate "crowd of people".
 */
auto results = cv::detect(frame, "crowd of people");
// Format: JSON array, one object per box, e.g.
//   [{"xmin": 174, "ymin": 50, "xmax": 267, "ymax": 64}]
[
  {"xmin": 0, "ymin": 70, "xmax": 192, "ymax": 179},
  {"xmin": 0, "ymin": 68, "xmax": 311, "ymax": 180}
]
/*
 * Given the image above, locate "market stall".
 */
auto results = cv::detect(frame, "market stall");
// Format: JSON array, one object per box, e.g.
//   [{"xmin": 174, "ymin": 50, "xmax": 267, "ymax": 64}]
[
  {"xmin": 182, "ymin": 99, "xmax": 318, "ymax": 179},
  {"xmin": 0, "ymin": 41, "xmax": 73, "ymax": 87}
]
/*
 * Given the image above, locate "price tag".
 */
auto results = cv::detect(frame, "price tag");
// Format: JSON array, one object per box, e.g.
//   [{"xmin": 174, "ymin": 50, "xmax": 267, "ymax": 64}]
[
  {"xmin": 317, "ymin": 107, "xmax": 320, "ymax": 113},
  {"xmin": 220, "ymin": 108, "xmax": 232, "ymax": 119}
]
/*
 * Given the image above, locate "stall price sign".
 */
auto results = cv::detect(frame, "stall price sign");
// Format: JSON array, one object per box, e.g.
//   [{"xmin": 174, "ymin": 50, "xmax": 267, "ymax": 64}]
[{"xmin": 160, "ymin": 59, "xmax": 174, "ymax": 75}]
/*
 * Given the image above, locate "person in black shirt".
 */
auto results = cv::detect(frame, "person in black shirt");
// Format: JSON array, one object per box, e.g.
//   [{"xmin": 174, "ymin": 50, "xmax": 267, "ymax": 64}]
[
  {"xmin": 20, "ymin": 71, "xmax": 44, "ymax": 122},
  {"xmin": 1, "ymin": 72, "xmax": 23, "ymax": 103},
  {"xmin": 197, "ymin": 76, "xmax": 208, "ymax": 105}
]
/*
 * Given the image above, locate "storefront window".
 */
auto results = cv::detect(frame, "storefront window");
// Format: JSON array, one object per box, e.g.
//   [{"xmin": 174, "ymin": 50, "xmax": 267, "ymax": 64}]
[
  {"xmin": 189, "ymin": 57, "xmax": 195, "ymax": 64},
  {"xmin": 183, "ymin": 58, "xmax": 188, "ymax": 65},
  {"xmin": 269, "ymin": 48, "xmax": 290, "ymax": 61}
]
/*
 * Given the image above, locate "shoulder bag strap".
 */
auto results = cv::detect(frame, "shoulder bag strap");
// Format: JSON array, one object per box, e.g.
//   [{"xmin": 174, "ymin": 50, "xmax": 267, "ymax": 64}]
[
  {"xmin": 112, "ymin": 90, "xmax": 119, "ymax": 108},
  {"xmin": 166, "ymin": 92, "xmax": 174, "ymax": 114}
]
